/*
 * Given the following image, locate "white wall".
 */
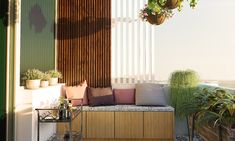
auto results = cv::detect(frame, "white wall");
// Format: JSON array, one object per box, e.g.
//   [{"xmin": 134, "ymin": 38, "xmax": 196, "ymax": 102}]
[
  {"xmin": 112, "ymin": 0, "xmax": 235, "ymax": 81},
  {"xmin": 155, "ymin": 0, "xmax": 235, "ymax": 81}
]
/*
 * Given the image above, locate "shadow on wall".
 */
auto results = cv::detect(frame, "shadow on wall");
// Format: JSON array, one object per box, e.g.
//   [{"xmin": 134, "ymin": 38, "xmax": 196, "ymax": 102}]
[
  {"xmin": 56, "ymin": 17, "xmax": 111, "ymax": 40},
  {"xmin": 28, "ymin": 4, "xmax": 47, "ymax": 33}
]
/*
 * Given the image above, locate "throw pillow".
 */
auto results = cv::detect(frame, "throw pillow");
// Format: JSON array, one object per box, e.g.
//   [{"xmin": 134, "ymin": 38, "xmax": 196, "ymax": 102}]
[
  {"xmin": 65, "ymin": 80, "xmax": 88, "ymax": 106},
  {"xmin": 113, "ymin": 89, "xmax": 135, "ymax": 104},
  {"xmin": 135, "ymin": 83, "xmax": 167, "ymax": 106},
  {"xmin": 87, "ymin": 87, "xmax": 115, "ymax": 106}
]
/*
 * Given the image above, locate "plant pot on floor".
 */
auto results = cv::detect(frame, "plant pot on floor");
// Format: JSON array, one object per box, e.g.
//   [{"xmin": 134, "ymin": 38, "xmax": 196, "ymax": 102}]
[
  {"xmin": 147, "ymin": 14, "xmax": 166, "ymax": 25},
  {"xmin": 40, "ymin": 80, "xmax": 49, "ymax": 87},
  {"xmin": 49, "ymin": 78, "xmax": 58, "ymax": 86},
  {"xmin": 26, "ymin": 79, "xmax": 41, "ymax": 89}
]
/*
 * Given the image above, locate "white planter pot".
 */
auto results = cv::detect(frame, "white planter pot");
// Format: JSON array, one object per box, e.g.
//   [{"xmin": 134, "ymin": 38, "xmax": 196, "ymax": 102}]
[
  {"xmin": 40, "ymin": 80, "xmax": 49, "ymax": 88},
  {"xmin": 26, "ymin": 79, "xmax": 41, "ymax": 89},
  {"xmin": 49, "ymin": 78, "xmax": 58, "ymax": 86}
]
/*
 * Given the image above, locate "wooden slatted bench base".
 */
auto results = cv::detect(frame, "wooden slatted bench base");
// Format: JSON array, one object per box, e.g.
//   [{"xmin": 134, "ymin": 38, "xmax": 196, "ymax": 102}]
[
  {"xmin": 57, "ymin": 105, "xmax": 175, "ymax": 141},
  {"xmin": 83, "ymin": 139, "xmax": 173, "ymax": 141}
]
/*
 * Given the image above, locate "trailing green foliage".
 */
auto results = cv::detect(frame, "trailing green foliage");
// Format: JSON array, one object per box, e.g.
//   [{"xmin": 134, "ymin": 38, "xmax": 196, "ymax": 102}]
[
  {"xmin": 148, "ymin": 0, "xmax": 198, "ymax": 11},
  {"xmin": 169, "ymin": 69, "xmax": 199, "ymax": 117},
  {"xmin": 148, "ymin": 0, "xmax": 166, "ymax": 13}
]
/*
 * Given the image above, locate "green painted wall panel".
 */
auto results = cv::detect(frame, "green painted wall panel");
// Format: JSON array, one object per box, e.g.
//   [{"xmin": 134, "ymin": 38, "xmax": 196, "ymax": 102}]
[
  {"xmin": 0, "ymin": 16, "xmax": 7, "ymax": 141},
  {"xmin": 0, "ymin": 18, "xmax": 6, "ymax": 117},
  {"xmin": 20, "ymin": 0, "xmax": 55, "ymax": 74}
]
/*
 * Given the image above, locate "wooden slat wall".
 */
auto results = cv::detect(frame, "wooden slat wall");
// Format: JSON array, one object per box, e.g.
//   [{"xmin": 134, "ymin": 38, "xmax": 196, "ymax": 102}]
[{"xmin": 57, "ymin": 0, "xmax": 111, "ymax": 87}]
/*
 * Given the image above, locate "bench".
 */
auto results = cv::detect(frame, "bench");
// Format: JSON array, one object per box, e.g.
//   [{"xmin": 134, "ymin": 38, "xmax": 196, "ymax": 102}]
[{"xmin": 58, "ymin": 105, "xmax": 174, "ymax": 141}]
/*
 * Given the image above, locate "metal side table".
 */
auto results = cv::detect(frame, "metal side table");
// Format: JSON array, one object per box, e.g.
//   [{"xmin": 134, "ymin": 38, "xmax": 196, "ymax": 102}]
[{"xmin": 35, "ymin": 104, "xmax": 83, "ymax": 141}]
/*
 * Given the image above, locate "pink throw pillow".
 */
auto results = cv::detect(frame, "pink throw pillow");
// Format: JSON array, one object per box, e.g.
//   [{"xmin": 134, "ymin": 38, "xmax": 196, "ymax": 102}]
[
  {"xmin": 65, "ymin": 80, "xmax": 88, "ymax": 106},
  {"xmin": 113, "ymin": 89, "xmax": 135, "ymax": 105}
]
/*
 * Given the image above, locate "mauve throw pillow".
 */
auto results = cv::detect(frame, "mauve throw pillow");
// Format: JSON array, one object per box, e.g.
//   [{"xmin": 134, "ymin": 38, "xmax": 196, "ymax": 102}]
[
  {"xmin": 87, "ymin": 87, "xmax": 115, "ymax": 106},
  {"xmin": 65, "ymin": 80, "xmax": 88, "ymax": 106},
  {"xmin": 113, "ymin": 89, "xmax": 135, "ymax": 104},
  {"xmin": 135, "ymin": 83, "xmax": 167, "ymax": 106}
]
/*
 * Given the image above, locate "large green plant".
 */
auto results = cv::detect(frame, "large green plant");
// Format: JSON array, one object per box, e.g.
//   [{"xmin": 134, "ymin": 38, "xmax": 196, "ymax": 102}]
[
  {"xmin": 194, "ymin": 88, "xmax": 235, "ymax": 128},
  {"xmin": 169, "ymin": 69, "xmax": 199, "ymax": 117},
  {"xmin": 180, "ymin": 87, "xmax": 235, "ymax": 141}
]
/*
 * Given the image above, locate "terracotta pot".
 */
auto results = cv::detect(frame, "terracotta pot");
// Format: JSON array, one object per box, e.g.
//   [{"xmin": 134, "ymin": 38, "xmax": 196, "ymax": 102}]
[
  {"xmin": 157, "ymin": 0, "xmax": 180, "ymax": 9},
  {"xmin": 49, "ymin": 78, "xmax": 58, "ymax": 86},
  {"xmin": 40, "ymin": 80, "xmax": 49, "ymax": 87},
  {"xmin": 147, "ymin": 14, "xmax": 165, "ymax": 25},
  {"xmin": 26, "ymin": 79, "xmax": 40, "ymax": 89}
]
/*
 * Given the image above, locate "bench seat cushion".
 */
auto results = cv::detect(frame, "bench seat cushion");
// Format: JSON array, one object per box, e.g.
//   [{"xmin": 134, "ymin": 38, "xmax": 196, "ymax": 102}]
[{"xmin": 82, "ymin": 105, "xmax": 174, "ymax": 112}]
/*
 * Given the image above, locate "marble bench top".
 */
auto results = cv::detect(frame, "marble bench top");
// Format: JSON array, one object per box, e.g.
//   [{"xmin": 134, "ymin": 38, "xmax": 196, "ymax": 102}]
[{"xmin": 82, "ymin": 105, "xmax": 174, "ymax": 112}]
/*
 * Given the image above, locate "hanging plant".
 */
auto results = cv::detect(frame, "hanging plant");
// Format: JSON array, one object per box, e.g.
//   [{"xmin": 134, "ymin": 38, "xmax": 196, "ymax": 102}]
[
  {"xmin": 154, "ymin": 0, "xmax": 198, "ymax": 11},
  {"xmin": 156, "ymin": 0, "xmax": 180, "ymax": 9},
  {"xmin": 139, "ymin": 4, "xmax": 173, "ymax": 25},
  {"xmin": 140, "ymin": 0, "xmax": 198, "ymax": 25},
  {"xmin": 146, "ymin": 13, "xmax": 166, "ymax": 25}
]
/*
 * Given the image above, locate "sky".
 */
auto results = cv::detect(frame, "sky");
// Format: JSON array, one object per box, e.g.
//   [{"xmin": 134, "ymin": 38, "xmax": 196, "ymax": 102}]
[{"xmin": 155, "ymin": 0, "xmax": 235, "ymax": 81}]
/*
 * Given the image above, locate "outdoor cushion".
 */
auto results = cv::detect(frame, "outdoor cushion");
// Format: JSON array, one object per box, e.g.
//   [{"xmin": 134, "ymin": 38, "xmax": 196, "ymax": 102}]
[
  {"xmin": 113, "ymin": 89, "xmax": 135, "ymax": 104},
  {"xmin": 87, "ymin": 87, "xmax": 115, "ymax": 106},
  {"xmin": 135, "ymin": 83, "xmax": 167, "ymax": 106},
  {"xmin": 65, "ymin": 80, "xmax": 88, "ymax": 106}
]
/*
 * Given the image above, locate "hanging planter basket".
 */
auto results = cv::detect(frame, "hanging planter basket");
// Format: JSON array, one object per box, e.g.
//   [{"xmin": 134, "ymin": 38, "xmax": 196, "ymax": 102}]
[
  {"xmin": 147, "ymin": 14, "xmax": 166, "ymax": 25},
  {"xmin": 162, "ymin": 0, "xmax": 180, "ymax": 9}
]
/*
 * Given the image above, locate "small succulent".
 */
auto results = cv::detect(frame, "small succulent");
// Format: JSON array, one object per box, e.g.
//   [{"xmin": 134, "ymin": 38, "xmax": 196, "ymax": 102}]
[
  {"xmin": 21, "ymin": 69, "xmax": 43, "ymax": 80},
  {"xmin": 46, "ymin": 70, "xmax": 62, "ymax": 78},
  {"xmin": 41, "ymin": 72, "xmax": 51, "ymax": 81}
]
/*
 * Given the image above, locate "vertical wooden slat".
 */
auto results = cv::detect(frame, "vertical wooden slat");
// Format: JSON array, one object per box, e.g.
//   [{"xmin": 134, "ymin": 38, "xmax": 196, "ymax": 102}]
[{"xmin": 57, "ymin": 0, "xmax": 111, "ymax": 87}]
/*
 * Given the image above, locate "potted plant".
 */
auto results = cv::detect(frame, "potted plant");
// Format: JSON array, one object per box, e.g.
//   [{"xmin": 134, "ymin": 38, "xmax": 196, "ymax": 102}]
[
  {"xmin": 46, "ymin": 70, "xmax": 62, "ymax": 86},
  {"xmin": 139, "ymin": 0, "xmax": 198, "ymax": 25},
  {"xmin": 155, "ymin": 0, "xmax": 198, "ymax": 11},
  {"xmin": 169, "ymin": 69, "xmax": 199, "ymax": 140},
  {"xmin": 169, "ymin": 70, "xmax": 199, "ymax": 116},
  {"xmin": 156, "ymin": 0, "xmax": 180, "ymax": 9},
  {"xmin": 192, "ymin": 88, "xmax": 235, "ymax": 141},
  {"xmin": 139, "ymin": 3, "xmax": 173, "ymax": 25},
  {"xmin": 22, "ymin": 69, "xmax": 43, "ymax": 89},
  {"xmin": 40, "ymin": 72, "xmax": 51, "ymax": 87}
]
